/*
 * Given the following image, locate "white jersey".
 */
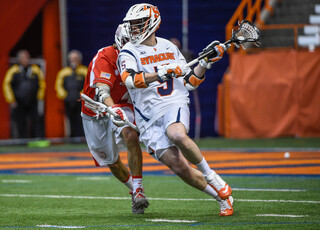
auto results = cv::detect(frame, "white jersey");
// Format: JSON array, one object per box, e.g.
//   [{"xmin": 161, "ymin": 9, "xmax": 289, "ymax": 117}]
[{"xmin": 117, "ymin": 37, "xmax": 191, "ymax": 132}]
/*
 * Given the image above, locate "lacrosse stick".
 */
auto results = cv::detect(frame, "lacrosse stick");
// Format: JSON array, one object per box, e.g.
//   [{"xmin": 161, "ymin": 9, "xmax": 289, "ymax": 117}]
[
  {"xmin": 186, "ymin": 20, "xmax": 261, "ymax": 67},
  {"xmin": 80, "ymin": 93, "xmax": 138, "ymax": 131}
]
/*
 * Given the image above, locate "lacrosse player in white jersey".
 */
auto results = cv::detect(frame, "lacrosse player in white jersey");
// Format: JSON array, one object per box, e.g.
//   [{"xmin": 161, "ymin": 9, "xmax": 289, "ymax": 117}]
[{"xmin": 117, "ymin": 3, "xmax": 233, "ymax": 216}]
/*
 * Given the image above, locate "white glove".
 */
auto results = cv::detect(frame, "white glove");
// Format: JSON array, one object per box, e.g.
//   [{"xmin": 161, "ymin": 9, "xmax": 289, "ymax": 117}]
[
  {"xmin": 199, "ymin": 41, "xmax": 229, "ymax": 69},
  {"xmin": 157, "ymin": 63, "xmax": 187, "ymax": 81},
  {"xmin": 109, "ymin": 107, "xmax": 128, "ymax": 127}
]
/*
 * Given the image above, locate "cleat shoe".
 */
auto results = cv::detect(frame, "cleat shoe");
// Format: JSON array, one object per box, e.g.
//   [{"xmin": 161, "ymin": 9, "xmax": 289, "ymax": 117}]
[
  {"xmin": 129, "ymin": 190, "xmax": 144, "ymax": 214},
  {"xmin": 205, "ymin": 171, "xmax": 232, "ymax": 200},
  {"xmin": 218, "ymin": 196, "xmax": 234, "ymax": 216},
  {"xmin": 130, "ymin": 187, "xmax": 149, "ymax": 214}
]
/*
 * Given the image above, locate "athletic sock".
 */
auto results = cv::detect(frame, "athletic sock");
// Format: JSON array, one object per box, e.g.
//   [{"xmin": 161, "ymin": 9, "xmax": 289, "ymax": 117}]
[
  {"xmin": 195, "ymin": 157, "xmax": 213, "ymax": 176},
  {"xmin": 203, "ymin": 184, "xmax": 221, "ymax": 201},
  {"xmin": 123, "ymin": 175, "xmax": 133, "ymax": 191},
  {"xmin": 132, "ymin": 176, "xmax": 143, "ymax": 192}
]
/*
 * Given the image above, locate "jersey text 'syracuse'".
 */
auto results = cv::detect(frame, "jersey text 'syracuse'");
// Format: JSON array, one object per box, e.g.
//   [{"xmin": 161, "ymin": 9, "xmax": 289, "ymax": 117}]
[{"xmin": 117, "ymin": 37, "xmax": 191, "ymax": 132}]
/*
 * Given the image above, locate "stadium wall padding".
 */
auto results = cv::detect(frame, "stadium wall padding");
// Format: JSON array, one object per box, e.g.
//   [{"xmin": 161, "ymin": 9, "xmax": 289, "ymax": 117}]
[
  {"xmin": 42, "ymin": 0, "xmax": 64, "ymax": 138},
  {"xmin": 0, "ymin": 0, "xmax": 47, "ymax": 139},
  {"xmin": 218, "ymin": 49, "xmax": 320, "ymax": 138}
]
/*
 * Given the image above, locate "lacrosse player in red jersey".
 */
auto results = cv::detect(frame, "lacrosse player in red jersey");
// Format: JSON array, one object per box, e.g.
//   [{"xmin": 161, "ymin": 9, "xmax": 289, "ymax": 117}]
[
  {"xmin": 117, "ymin": 3, "xmax": 233, "ymax": 216},
  {"xmin": 81, "ymin": 23, "xmax": 149, "ymax": 214}
]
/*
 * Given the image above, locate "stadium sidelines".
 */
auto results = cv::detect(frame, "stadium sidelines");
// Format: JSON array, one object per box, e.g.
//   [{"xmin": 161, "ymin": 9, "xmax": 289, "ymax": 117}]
[{"xmin": 0, "ymin": 150, "xmax": 319, "ymax": 176}]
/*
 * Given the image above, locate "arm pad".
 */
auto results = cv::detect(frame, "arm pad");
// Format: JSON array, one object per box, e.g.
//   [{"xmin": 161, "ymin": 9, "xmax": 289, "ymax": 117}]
[
  {"xmin": 121, "ymin": 69, "xmax": 147, "ymax": 89},
  {"xmin": 96, "ymin": 84, "xmax": 111, "ymax": 103},
  {"xmin": 183, "ymin": 70, "xmax": 205, "ymax": 90}
]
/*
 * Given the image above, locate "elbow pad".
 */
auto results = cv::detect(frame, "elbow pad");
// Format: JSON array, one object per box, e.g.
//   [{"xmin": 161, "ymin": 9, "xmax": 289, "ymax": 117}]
[
  {"xmin": 96, "ymin": 85, "xmax": 110, "ymax": 103},
  {"xmin": 183, "ymin": 70, "xmax": 205, "ymax": 91},
  {"xmin": 121, "ymin": 69, "xmax": 147, "ymax": 89}
]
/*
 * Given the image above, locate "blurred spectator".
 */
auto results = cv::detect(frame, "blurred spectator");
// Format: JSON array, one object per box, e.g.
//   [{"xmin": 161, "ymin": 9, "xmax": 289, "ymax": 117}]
[
  {"xmin": 55, "ymin": 50, "xmax": 87, "ymax": 137},
  {"xmin": 2, "ymin": 50, "xmax": 46, "ymax": 138},
  {"xmin": 169, "ymin": 37, "xmax": 195, "ymax": 62}
]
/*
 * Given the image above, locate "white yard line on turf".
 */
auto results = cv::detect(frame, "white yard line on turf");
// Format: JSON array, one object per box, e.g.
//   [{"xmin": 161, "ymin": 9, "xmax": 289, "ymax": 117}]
[
  {"xmin": 76, "ymin": 177, "xmax": 110, "ymax": 181},
  {"xmin": 37, "ymin": 225, "xmax": 85, "ymax": 228},
  {"xmin": 237, "ymin": 199, "xmax": 320, "ymax": 204},
  {"xmin": 233, "ymin": 188, "xmax": 306, "ymax": 192},
  {"xmin": 1, "ymin": 194, "xmax": 319, "ymax": 204},
  {"xmin": 0, "ymin": 194, "xmax": 129, "ymax": 200},
  {"xmin": 145, "ymin": 219, "xmax": 197, "ymax": 223},
  {"xmin": 256, "ymin": 214, "xmax": 308, "ymax": 218},
  {"xmin": 1, "ymin": 180, "xmax": 31, "ymax": 183}
]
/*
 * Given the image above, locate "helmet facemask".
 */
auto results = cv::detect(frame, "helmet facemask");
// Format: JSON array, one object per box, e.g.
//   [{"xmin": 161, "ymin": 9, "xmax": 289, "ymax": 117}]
[
  {"xmin": 128, "ymin": 17, "xmax": 153, "ymax": 44},
  {"xmin": 123, "ymin": 4, "xmax": 161, "ymax": 45}
]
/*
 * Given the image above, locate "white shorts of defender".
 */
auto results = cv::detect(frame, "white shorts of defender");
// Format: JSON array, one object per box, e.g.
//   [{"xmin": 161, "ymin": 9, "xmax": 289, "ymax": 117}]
[{"xmin": 81, "ymin": 107, "xmax": 134, "ymax": 166}]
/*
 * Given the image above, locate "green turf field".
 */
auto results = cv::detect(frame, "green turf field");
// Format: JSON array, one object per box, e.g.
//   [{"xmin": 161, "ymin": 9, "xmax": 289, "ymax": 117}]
[{"xmin": 1, "ymin": 174, "xmax": 319, "ymax": 229}]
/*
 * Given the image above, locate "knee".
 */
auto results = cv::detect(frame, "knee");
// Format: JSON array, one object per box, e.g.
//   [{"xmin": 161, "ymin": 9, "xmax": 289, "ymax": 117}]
[
  {"xmin": 122, "ymin": 128, "xmax": 139, "ymax": 145},
  {"xmin": 168, "ymin": 130, "xmax": 188, "ymax": 145}
]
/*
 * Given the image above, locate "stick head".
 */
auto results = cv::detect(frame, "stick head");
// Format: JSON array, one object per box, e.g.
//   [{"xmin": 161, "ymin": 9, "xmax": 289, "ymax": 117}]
[{"xmin": 231, "ymin": 20, "xmax": 261, "ymax": 48}]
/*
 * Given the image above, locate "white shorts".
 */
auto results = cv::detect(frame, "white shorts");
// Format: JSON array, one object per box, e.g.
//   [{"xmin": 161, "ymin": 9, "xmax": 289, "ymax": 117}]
[
  {"xmin": 139, "ymin": 104, "xmax": 190, "ymax": 161},
  {"xmin": 81, "ymin": 107, "xmax": 134, "ymax": 166}
]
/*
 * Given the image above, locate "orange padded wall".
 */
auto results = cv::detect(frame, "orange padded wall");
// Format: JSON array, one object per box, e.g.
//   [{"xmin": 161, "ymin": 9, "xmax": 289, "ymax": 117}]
[
  {"xmin": 0, "ymin": 0, "xmax": 47, "ymax": 139},
  {"xmin": 42, "ymin": 0, "xmax": 64, "ymax": 138},
  {"xmin": 0, "ymin": 0, "xmax": 65, "ymax": 139},
  {"xmin": 218, "ymin": 49, "xmax": 320, "ymax": 138}
]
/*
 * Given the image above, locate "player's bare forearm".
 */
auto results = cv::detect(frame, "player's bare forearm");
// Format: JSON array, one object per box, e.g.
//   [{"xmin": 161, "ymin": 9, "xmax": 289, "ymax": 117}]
[
  {"xmin": 144, "ymin": 72, "xmax": 160, "ymax": 84},
  {"xmin": 193, "ymin": 64, "xmax": 206, "ymax": 78},
  {"xmin": 103, "ymin": 97, "xmax": 115, "ymax": 107}
]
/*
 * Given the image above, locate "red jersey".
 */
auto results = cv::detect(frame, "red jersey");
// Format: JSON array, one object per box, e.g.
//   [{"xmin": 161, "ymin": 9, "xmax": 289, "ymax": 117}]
[{"xmin": 81, "ymin": 46, "xmax": 130, "ymax": 117}]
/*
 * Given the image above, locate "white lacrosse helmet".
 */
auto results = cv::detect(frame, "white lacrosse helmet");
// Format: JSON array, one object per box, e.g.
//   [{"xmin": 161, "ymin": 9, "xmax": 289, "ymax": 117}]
[
  {"xmin": 123, "ymin": 3, "xmax": 161, "ymax": 45},
  {"xmin": 114, "ymin": 23, "xmax": 130, "ymax": 50}
]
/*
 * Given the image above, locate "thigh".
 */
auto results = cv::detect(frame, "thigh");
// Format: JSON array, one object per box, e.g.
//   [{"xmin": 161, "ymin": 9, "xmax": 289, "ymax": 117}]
[
  {"xmin": 139, "ymin": 119, "xmax": 174, "ymax": 161},
  {"xmin": 139, "ymin": 105, "xmax": 190, "ymax": 161}
]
